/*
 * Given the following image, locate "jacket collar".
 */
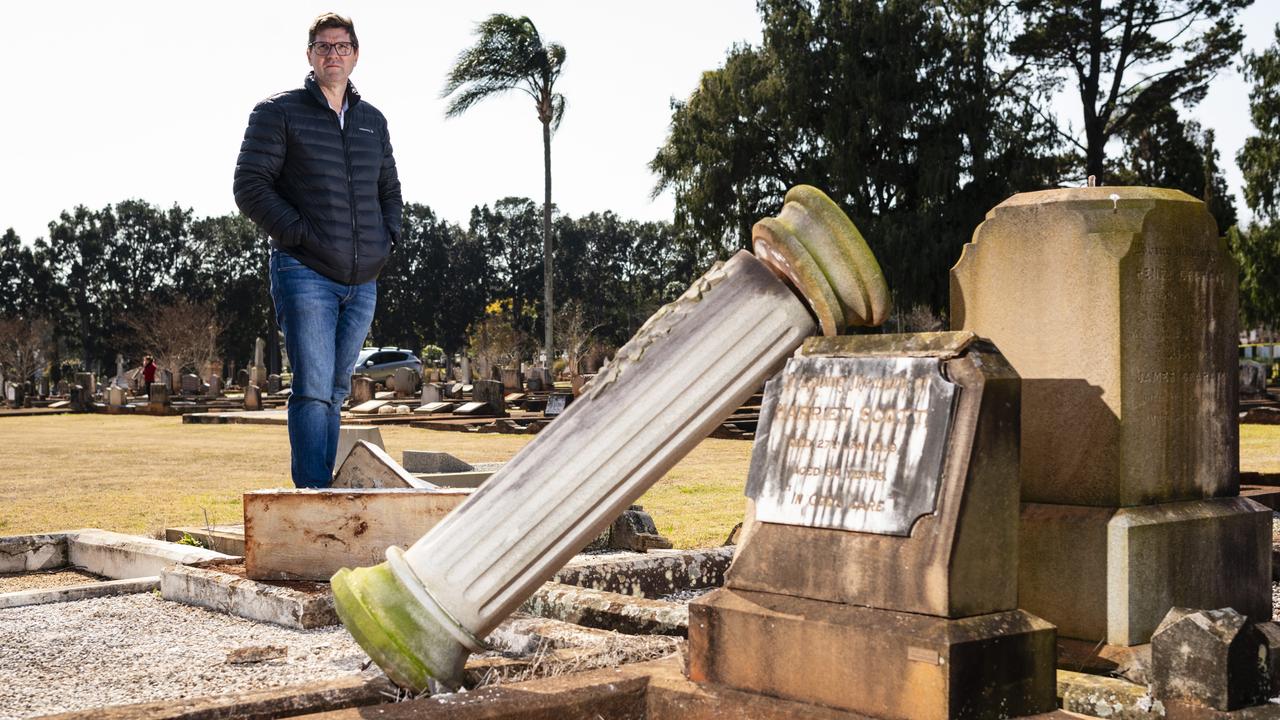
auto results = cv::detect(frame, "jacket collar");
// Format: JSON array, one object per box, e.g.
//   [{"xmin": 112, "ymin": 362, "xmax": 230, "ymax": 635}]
[{"xmin": 304, "ymin": 72, "xmax": 361, "ymax": 111}]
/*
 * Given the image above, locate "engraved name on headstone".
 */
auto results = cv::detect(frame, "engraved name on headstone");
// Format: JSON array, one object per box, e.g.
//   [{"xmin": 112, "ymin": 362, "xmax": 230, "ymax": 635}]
[{"xmin": 747, "ymin": 356, "xmax": 957, "ymax": 536}]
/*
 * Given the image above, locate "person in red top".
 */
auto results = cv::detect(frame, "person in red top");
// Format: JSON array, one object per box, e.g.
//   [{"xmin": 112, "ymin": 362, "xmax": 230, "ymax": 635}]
[{"xmin": 142, "ymin": 355, "xmax": 157, "ymax": 397}]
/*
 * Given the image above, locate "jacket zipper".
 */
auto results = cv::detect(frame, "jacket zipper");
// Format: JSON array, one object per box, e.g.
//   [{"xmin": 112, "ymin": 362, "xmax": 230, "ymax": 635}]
[{"xmin": 338, "ymin": 110, "xmax": 359, "ymax": 285}]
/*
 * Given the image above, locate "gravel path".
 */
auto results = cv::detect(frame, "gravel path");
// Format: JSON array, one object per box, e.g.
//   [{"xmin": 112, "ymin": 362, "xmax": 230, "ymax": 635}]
[
  {"xmin": 0, "ymin": 569, "xmax": 104, "ymax": 594},
  {"xmin": 0, "ymin": 592, "xmax": 369, "ymax": 719}
]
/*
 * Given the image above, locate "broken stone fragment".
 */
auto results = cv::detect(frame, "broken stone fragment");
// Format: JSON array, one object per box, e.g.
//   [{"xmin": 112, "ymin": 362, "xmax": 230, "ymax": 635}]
[{"xmin": 1150, "ymin": 607, "xmax": 1271, "ymax": 712}]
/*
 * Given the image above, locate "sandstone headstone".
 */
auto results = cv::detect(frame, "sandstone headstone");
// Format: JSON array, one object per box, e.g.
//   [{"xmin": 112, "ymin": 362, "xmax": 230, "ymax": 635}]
[
  {"xmin": 107, "ymin": 386, "xmax": 127, "ymax": 407},
  {"xmin": 244, "ymin": 384, "xmax": 262, "ymax": 411},
  {"xmin": 461, "ymin": 357, "xmax": 472, "ymax": 384},
  {"xmin": 471, "ymin": 379, "xmax": 507, "ymax": 417},
  {"xmin": 690, "ymin": 332, "xmax": 1056, "ymax": 719},
  {"xmin": 951, "ymin": 188, "xmax": 1269, "ymax": 646}
]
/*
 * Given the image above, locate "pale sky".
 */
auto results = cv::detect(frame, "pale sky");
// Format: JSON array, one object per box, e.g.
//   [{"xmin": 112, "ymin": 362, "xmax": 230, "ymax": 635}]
[{"xmin": 6, "ymin": 2, "xmax": 1279, "ymax": 246}]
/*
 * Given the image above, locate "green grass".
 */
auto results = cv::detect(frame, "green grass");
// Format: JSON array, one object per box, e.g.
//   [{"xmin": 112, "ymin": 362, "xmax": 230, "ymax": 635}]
[
  {"xmin": 0, "ymin": 414, "xmax": 750, "ymax": 548},
  {"xmin": 2, "ymin": 414, "xmax": 1274, "ymax": 550}
]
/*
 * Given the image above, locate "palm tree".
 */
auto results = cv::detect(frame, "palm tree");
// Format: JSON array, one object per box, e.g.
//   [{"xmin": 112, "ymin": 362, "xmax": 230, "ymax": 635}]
[{"xmin": 443, "ymin": 14, "xmax": 566, "ymax": 369}]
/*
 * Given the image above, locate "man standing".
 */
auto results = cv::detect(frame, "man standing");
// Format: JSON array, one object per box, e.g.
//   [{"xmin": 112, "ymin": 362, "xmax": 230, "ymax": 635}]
[{"xmin": 234, "ymin": 13, "xmax": 402, "ymax": 487}]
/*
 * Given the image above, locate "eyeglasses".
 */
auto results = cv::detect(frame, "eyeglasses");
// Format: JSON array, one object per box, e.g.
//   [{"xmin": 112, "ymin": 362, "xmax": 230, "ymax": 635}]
[{"xmin": 309, "ymin": 41, "xmax": 355, "ymax": 56}]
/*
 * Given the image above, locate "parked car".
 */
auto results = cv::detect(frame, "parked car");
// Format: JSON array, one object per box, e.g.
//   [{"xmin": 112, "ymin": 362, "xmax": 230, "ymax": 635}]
[{"xmin": 354, "ymin": 347, "xmax": 422, "ymax": 384}]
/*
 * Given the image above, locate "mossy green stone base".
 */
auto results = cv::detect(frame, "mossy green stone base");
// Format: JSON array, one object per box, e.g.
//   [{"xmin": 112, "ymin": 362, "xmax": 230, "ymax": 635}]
[{"xmin": 332, "ymin": 563, "xmax": 470, "ymax": 692}]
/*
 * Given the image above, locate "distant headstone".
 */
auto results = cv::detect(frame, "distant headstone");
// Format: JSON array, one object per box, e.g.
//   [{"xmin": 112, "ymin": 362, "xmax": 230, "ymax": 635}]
[
  {"xmin": 393, "ymin": 367, "xmax": 419, "ymax": 397},
  {"xmin": 402, "ymin": 450, "xmax": 474, "ymax": 474},
  {"xmin": 70, "ymin": 384, "xmax": 91, "ymax": 411},
  {"xmin": 420, "ymin": 383, "xmax": 443, "ymax": 404},
  {"xmin": 350, "ymin": 400, "xmax": 389, "ymax": 414},
  {"xmin": 38, "ymin": 378, "xmax": 49, "ymax": 398},
  {"xmin": 244, "ymin": 384, "xmax": 262, "ymax": 411},
  {"xmin": 335, "ymin": 426, "xmax": 385, "ymax": 472},
  {"xmin": 536, "ymin": 367, "xmax": 554, "ymax": 389},
  {"xmin": 453, "ymin": 401, "xmax": 491, "ymax": 416},
  {"xmin": 350, "ymin": 375, "xmax": 375, "ymax": 405},
  {"xmin": 545, "ymin": 394, "xmax": 570, "ymax": 417},
  {"xmin": 526, "ymin": 375, "xmax": 544, "ymax": 392},
  {"xmin": 461, "ymin": 357, "xmax": 472, "ymax": 384},
  {"xmin": 267, "ymin": 373, "xmax": 281, "ymax": 394},
  {"xmin": 206, "ymin": 375, "xmax": 222, "ymax": 399},
  {"xmin": 55, "ymin": 380, "xmax": 68, "ymax": 396},
  {"xmin": 149, "ymin": 383, "xmax": 170, "ymax": 411},
  {"xmin": 107, "ymin": 386, "xmax": 127, "ymax": 407},
  {"xmin": 181, "ymin": 373, "xmax": 201, "ymax": 395},
  {"xmin": 74, "ymin": 372, "xmax": 96, "ymax": 396},
  {"xmin": 236, "ymin": 369, "xmax": 250, "ymax": 389},
  {"xmin": 414, "ymin": 402, "xmax": 458, "ymax": 414},
  {"xmin": 500, "ymin": 366, "xmax": 523, "ymax": 393},
  {"xmin": 1241, "ymin": 360, "xmax": 1268, "ymax": 398},
  {"xmin": 471, "ymin": 379, "xmax": 507, "ymax": 417}
]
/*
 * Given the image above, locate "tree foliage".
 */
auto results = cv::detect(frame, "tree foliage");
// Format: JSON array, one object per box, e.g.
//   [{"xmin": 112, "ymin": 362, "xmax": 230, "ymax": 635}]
[
  {"xmin": 652, "ymin": 0, "xmax": 1065, "ymax": 314},
  {"xmin": 1012, "ymin": 0, "xmax": 1249, "ymax": 180},
  {"xmin": 1233, "ymin": 24, "xmax": 1280, "ymax": 330}
]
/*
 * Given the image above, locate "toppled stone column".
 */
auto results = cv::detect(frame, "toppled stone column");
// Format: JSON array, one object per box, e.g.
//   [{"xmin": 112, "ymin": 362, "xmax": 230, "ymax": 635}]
[{"xmin": 331, "ymin": 185, "xmax": 890, "ymax": 692}]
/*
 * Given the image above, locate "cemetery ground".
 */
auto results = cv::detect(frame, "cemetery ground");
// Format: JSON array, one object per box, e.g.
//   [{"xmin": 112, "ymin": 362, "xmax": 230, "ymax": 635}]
[{"xmin": 0, "ymin": 414, "xmax": 750, "ymax": 548}]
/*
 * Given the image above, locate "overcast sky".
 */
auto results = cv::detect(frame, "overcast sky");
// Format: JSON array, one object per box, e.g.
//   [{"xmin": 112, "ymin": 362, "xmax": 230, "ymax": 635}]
[{"xmin": 6, "ymin": 2, "xmax": 1279, "ymax": 246}]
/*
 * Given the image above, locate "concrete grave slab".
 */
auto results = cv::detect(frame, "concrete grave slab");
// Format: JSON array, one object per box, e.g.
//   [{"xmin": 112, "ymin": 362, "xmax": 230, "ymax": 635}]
[
  {"xmin": 0, "ymin": 532, "xmax": 68, "ymax": 572},
  {"xmin": 453, "ymin": 401, "xmax": 491, "ymax": 415},
  {"xmin": 332, "ymin": 440, "xmax": 434, "ymax": 489},
  {"xmin": 348, "ymin": 400, "xmax": 388, "ymax": 414},
  {"xmin": 0, "ymin": 576, "xmax": 160, "ymax": 610},
  {"xmin": 243, "ymin": 488, "xmax": 471, "ymax": 581},
  {"xmin": 164, "ymin": 524, "xmax": 247, "ymax": 556},
  {"xmin": 161, "ymin": 561, "xmax": 337, "ymax": 629},
  {"xmin": 413, "ymin": 471, "xmax": 492, "ymax": 489},
  {"xmin": 68, "ymin": 528, "xmax": 237, "ymax": 579},
  {"xmin": 413, "ymin": 401, "xmax": 457, "ymax": 414}
]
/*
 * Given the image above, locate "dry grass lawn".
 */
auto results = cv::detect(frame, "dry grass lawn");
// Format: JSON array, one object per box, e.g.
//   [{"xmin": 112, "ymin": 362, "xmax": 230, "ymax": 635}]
[
  {"xmin": 3, "ymin": 415, "xmax": 1277, "ymax": 549},
  {"xmin": 0, "ymin": 414, "xmax": 749, "ymax": 548}
]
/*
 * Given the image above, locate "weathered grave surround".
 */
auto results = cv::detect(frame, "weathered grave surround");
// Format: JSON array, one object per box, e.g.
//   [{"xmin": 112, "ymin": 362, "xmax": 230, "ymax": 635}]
[
  {"xmin": 951, "ymin": 187, "xmax": 1270, "ymax": 646},
  {"xmin": 692, "ymin": 333, "xmax": 1056, "ymax": 720},
  {"xmin": 330, "ymin": 185, "xmax": 892, "ymax": 693}
]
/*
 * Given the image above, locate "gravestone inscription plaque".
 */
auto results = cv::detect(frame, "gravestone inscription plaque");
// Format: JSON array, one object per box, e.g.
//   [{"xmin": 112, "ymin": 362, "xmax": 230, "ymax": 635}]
[{"xmin": 747, "ymin": 356, "xmax": 956, "ymax": 536}]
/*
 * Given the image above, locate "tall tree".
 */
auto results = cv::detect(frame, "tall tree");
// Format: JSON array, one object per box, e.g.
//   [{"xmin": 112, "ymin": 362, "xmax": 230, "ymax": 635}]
[
  {"xmin": 1111, "ymin": 104, "xmax": 1237, "ymax": 231},
  {"xmin": 1232, "ymin": 24, "xmax": 1280, "ymax": 330},
  {"xmin": 468, "ymin": 197, "xmax": 544, "ymax": 352},
  {"xmin": 652, "ymin": 0, "xmax": 1064, "ymax": 313},
  {"xmin": 443, "ymin": 14, "xmax": 566, "ymax": 365},
  {"xmin": 1012, "ymin": 0, "xmax": 1250, "ymax": 181}
]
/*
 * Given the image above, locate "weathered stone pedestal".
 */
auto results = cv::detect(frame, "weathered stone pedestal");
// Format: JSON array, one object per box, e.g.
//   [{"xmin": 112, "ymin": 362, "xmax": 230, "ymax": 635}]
[
  {"xmin": 951, "ymin": 187, "xmax": 1270, "ymax": 648},
  {"xmin": 691, "ymin": 333, "xmax": 1056, "ymax": 720}
]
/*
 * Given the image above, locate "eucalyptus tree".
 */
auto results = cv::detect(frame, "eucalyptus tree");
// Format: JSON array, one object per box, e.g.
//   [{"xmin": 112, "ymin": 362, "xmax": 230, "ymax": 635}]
[{"xmin": 443, "ymin": 14, "xmax": 566, "ymax": 365}]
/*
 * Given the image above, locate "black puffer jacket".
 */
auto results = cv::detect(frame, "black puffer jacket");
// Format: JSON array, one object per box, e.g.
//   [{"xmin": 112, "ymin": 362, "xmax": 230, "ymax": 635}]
[{"xmin": 234, "ymin": 73, "xmax": 402, "ymax": 285}]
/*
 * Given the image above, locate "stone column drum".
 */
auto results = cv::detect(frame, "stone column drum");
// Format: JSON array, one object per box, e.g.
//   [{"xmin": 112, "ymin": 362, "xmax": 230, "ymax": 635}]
[
  {"xmin": 951, "ymin": 187, "xmax": 1270, "ymax": 646},
  {"xmin": 331, "ymin": 186, "xmax": 891, "ymax": 692}
]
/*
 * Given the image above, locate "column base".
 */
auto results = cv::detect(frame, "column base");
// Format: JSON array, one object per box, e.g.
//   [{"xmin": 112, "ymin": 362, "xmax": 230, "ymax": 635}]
[
  {"xmin": 687, "ymin": 588, "xmax": 1057, "ymax": 720},
  {"xmin": 1020, "ymin": 497, "xmax": 1271, "ymax": 646}
]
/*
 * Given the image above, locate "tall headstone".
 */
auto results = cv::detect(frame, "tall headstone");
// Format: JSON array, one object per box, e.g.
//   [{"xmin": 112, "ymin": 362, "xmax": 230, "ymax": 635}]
[
  {"xmin": 500, "ymin": 366, "xmax": 523, "ymax": 393},
  {"xmin": 74, "ymin": 372, "xmax": 96, "ymax": 396},
  {"xmin": 471, "ymin": 379, "xmax": 507, "ymax": 417},
  {"xmin": 252, "ymin": 337, "xmax": 267, "ymax": 387},
  {"xmin": 350, "ymin": 375, "xmax": 375, "ymax": 405},
  {"xmin": 951, "ymin": 187, "xmax": 1270, "ymax": 646},
  {"xmin": 460, "ymin": 357, "xmax": 472, "ymax": 384},
  {"xmin": 420, "ymin": 382, "xmax": 443, "ymax": 405},
  {"xmin": 206, "ymin": 374, "xmax": 222, "ymax": 399},
  {"xmin": 113, "ymin": 354, "xmax": 128, "ymax": 389},
  {"xmin": 687, "ymin": 333, "xmax": 1056, "ymax": 718},
  {"xmin": 244, "ymin": 383, "xmax": 262, "ymax": 411}
]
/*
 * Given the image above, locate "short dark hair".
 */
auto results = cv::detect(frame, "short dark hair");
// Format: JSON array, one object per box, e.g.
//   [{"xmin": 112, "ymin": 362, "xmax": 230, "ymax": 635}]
[{"xmin": 309, "ymin": 12, "xmax": 358, "ymax": 48}]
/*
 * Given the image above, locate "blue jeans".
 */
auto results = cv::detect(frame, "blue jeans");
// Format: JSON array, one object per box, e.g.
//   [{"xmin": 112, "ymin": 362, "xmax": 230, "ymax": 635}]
[{"xmin": 269, "ymin": 250, "xmax": 376, "ymax": 488}]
